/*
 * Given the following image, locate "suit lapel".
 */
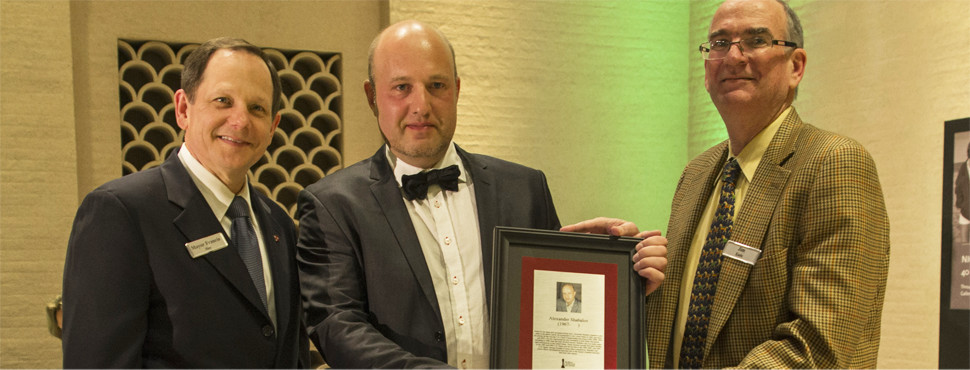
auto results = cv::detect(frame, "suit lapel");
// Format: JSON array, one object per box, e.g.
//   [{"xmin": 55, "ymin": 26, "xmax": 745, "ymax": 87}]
[
  {"xmin": 368, "ymin": 147, "xmax": 443, "ymax": 321},
  {"xmin": 457, "ymin": 147, "xmax": 497, "ymax": 303},
  {"xmin": 162, "ymin": 150, "xmax": 271, "ymax": 320},
  {"xmin": 253, "ymin": 192, "xmax": 291, "ymax": 333},
  {"xmin": 704, "ymin": 110, "xmax": 801, "ymax": 355}
]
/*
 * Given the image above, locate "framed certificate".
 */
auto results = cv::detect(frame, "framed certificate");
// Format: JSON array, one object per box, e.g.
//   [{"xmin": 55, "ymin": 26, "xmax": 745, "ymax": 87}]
[{"xmin": 489, "ymin": 226, "xmax": 645, "ymax": 369}]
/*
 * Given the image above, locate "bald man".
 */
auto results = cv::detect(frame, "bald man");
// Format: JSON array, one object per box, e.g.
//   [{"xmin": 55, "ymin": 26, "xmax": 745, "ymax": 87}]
[
  {"xmin": 297, "ymin": 19, "xmax": 667, "ymax": 368},
  {"xmin": 296, "ymin": 21, "xmax": 558, "ymax": 368}
]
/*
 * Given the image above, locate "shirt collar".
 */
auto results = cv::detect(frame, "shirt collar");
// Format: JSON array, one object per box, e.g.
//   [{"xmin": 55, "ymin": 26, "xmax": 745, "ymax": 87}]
[
  {"xmin": 386, "ymin": 142, "xmax": 468, "ymax": 189},
  {"xmin": 729, "ymin": 106, "xmax": 792, "ymax": 183},
  {"xmin": 178, "ymin": 143, "xmax": 254, "ymax": 219}
]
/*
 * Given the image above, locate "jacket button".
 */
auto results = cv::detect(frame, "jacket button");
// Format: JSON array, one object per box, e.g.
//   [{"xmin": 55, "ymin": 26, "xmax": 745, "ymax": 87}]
[
  {"xmin": 434, "ymin": 331, "xmax": 444, "ymax": 342},
  {"xmin": 262, "ymin": 325, "xmax": 275, "ymax": 337}
]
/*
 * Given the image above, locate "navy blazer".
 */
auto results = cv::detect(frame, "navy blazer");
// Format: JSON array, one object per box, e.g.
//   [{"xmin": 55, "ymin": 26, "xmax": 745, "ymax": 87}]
[
  {"xmin": 62, "ymin": 150, "xmax": 309, "ymax": 368},
  {"xmin": 297, "ymin": 145, "xmax": 561, "ymax": 368}
]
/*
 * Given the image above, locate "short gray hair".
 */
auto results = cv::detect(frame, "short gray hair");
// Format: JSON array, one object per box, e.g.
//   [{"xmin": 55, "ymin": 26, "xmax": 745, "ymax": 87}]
[{"xmin": 777, "ymin": 0, "xmax": 803, "ymax": 49}]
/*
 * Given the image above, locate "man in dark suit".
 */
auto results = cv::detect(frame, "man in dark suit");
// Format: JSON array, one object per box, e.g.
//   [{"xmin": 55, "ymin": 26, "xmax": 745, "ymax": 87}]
[
  {"xmin": 633, "ymin": 0, "xmax": 890, "ymax": 368},
  {"xmin": 62, "ymin": 37, "xmax": 309, "ymax": 368},
  {"xmin": 297, "ymin": 20, "xmax": 666, "ymax": 368}
]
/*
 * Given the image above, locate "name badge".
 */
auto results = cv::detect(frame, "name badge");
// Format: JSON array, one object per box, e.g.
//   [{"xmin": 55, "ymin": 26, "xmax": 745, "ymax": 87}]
[
  {"xmin": 722, "ymin": 240, "xmax": 761, "ymax": 265},
  {"xmin": 185, "ymin": 233, "xmax": 229, "ymax": 258}
]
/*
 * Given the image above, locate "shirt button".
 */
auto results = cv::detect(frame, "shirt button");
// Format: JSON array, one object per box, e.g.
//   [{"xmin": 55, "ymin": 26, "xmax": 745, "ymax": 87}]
[
  {"xmin": 434, "ymin": 200, "xmax": 441, "ymax": 208},
  {"xmin": 452, "ymin": 276, "xmax": 459, "ymax": 285},
  {"xmin": 458, "ymin": 315, "xmax": 465, "ymax": 325},
  {"xmin": 462, "ymin": 359, "xmax": 468, "ymax": 369},
  {"xmin": 443, "ymin": 236, "xmax": 451, "ymax": 245}
]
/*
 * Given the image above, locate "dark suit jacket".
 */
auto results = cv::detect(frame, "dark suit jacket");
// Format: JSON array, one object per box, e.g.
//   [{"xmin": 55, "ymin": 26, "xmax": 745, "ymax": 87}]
[
  {"xmin": 62, "ymin": 150, "xmax": 309, "ymax": 368},
  {"xmin": 646, "ymin": 109, "xmax": 890, "ymax": 368},
  {"xmin": 555, "ymin": 299, "xmax": 581, "ymax": 313},
  {"xmin": 297, "ymin": 145, "xmax": 561, "ymax": 368}
]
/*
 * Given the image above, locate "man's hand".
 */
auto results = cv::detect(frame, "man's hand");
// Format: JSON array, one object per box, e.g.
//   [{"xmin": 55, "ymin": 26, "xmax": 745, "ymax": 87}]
[
  {"xmin": 560, "ymin": 217, "xmax": 640, "ymax": 237},
  {"xmin": 633, "ymin": 231, "xmax": 667, "ymax": 296},
  {"xmin": 562, "ymin": 218, "xmax": 667, "ymax": 296}
]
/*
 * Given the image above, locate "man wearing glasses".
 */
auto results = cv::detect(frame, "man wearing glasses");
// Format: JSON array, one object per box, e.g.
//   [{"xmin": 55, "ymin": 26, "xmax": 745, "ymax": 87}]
[{"xmin": 637, "ymin": 0, "xmax": 890, "ymax": 368}]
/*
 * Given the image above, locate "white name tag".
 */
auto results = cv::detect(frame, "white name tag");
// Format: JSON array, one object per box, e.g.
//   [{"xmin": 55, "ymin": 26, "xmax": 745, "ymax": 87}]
[
  {"xmin": 185, "ymin": 233, "xmax": 229, "ymax": 258},
  {"xmin": 722, "ymin": 240, "xmax": 761, "ymax": 265}
]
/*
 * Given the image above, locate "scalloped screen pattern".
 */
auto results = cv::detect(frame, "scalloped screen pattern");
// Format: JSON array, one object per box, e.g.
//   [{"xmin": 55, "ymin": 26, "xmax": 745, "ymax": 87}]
[{"xmin": 118, "ymin": 39, "xmax": 343, "ymax": 220}]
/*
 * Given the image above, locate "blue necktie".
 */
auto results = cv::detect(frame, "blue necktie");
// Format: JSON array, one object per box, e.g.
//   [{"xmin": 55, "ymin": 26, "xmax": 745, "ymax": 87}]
[
  {"xmin": 228, "ymin": 196, "xmax": 268, "ymax": 310},
  {"xmin": 680, "ymin": 158, "xmax": 741, "ymax": 369}
]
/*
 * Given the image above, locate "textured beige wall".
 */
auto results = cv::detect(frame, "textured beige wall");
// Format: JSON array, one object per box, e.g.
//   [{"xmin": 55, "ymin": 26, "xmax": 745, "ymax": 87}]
[
  {"xmin": 388, "ymin": 0, "xmax": 689, "ymax": 230},
  {"xmin": 1, "ymin": 1, "xmax": 383, "ymax": 367},
  {"xmin": 793, "ymin": 1, "xmax": 970, "ymax": 368},
  {"xmin": 1, "ymin": 1, "xmax": 79, "ymax": 367}
]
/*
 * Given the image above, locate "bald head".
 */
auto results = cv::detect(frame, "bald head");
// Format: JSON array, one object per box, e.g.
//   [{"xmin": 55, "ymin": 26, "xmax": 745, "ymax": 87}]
[
  {"xmin": 368, "ymin": 20, "xmax": 458, "ymax": 86},
  {"xmin": 363, "ymin": 20, "xmax": 462, "ymax": 169}
]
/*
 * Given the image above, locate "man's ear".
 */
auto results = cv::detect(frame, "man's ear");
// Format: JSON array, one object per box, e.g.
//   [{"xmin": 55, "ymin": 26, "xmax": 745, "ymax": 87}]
[
  {"xmin": 271, "ymin": 112, "xmax": 281, "ymax": 132},
  {"xmin": 363, "ymin": 80, "xmax": 378, "ymax": 115},
  {"xmin": 789, "ymin": 48, "xmax": 807, "ymax": 89},
  {"xmin": 703, "ymin": 60, "xmax": 712, "ymax": 94},
  {"xmin": 454, "ymin": 76, "xmax": 461, "ymax": 101},
  {"xmin": 174, "ymin": 89, "xmax": 190, "ymax": 130}
]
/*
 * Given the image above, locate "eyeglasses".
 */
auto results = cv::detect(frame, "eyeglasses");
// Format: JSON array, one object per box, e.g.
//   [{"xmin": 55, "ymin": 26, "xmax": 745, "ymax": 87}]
[{"xmin": 699, "ymin": 37, "xmax": 798, "ymax": 60}]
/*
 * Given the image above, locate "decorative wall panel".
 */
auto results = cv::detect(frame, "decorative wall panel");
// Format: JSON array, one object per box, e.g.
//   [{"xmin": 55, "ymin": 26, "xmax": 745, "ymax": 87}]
[{"xmin": 118, "ymin": 39, "xmax": 343, "ymax": 219}]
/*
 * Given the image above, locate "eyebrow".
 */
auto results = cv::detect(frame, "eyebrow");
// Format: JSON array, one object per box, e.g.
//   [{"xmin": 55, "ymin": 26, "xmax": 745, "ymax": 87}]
[
  {"xmin": 709, "ymin": 27, "xmax": 773, "ymax": 40},
  {"xmin": 388, "ymin": 74, "xmax": 452, "ymax": 84}
]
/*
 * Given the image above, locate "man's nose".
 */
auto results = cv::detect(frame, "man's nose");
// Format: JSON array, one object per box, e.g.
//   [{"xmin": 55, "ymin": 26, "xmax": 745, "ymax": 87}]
[
  {"xmin": 723, "ymin": 41, "xmax": 747, "ymax": 63},
  {"xmin": 227, "ymin": 105, "xmax": 252, "ymax": 128},
  {"xmin": 409, "ymin": 86, "xmax": 432, "ymax": 116}
]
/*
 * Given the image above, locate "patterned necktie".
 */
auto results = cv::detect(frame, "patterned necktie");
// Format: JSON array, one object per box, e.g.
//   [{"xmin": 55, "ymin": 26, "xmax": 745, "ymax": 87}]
[
  {"xmin": 227, "ymin": 196, "xmax": 268, "ymax": 310},
  {"xmin": 680, "ymin": 158, "xmax": 741, "ymax": 369},
  {"xmin": 401, "ymin": 164, "xmax": 461, "ymax": 200}
]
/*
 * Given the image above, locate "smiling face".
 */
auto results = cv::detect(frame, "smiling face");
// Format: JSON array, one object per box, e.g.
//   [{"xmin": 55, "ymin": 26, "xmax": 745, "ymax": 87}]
[
  {"xmin": 704, "ymin": 0, "xmax": 805, "ymax": 120},
  {"xmin": 561, "ymin": 284, "xmax": 576, "ymax": 305},
  {"xmin": 365, "ymin": 21, "xmax": 460, "ymax": 169},
  {"xmin": 175, "ymin": 49, "xmax": 280, "ymax": 192}
]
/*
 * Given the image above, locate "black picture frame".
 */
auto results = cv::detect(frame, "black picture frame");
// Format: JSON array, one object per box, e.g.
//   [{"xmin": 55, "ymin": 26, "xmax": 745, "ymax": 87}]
[
  {"xmin": 940, "ymin": 117, "xmax": 970, "ymax": 369},
  {"xmin": 489, "ymin": 226, "xmax": 645, "ymax": 369}
]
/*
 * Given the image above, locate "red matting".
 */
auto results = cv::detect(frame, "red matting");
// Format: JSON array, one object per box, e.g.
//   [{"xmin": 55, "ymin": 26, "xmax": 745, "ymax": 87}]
[{"xmin": 518, "ymin": 256, "xmax": 618, "ymax": 369}]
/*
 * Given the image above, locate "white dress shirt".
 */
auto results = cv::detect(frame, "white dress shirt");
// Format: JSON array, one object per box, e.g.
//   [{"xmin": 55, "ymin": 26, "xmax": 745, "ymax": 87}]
[
  {"xmin": 387, "ymin": 143, "xmax": 489, "ymax": 369},
  {"xmin": 178, "ymin": 144, "xmax": 277, "ymax": 328}
]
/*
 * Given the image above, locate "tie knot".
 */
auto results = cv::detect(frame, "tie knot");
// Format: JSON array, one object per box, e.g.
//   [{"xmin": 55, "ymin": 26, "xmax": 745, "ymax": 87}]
[
  {"xmin": 722, "ymin": 158, "xmax": 741, "ymax": 184},
  {"xmin": 227, "ymin": 196, "xmax": 250, "ymax": 219},
  {"xmin": 401, "ymin": 164, "xmax": 461, "ymax": 201}
]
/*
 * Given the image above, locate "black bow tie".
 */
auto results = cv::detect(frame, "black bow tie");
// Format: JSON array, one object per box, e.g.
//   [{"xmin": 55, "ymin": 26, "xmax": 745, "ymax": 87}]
[{"xmin": 401, "ymin": 165, "xmax": 461, "ymax": 201}]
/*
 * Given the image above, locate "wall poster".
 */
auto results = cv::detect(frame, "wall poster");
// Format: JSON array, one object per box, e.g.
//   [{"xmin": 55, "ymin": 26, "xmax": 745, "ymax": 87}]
[{"xmin": 941, "ymin": 117, "xmax": 970, "ymax": 369}]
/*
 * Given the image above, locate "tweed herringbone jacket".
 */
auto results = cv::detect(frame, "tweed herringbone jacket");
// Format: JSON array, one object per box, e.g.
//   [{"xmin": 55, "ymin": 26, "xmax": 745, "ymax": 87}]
[{"xmin": 647, "ymin": 109, "xmax": 890, "ymax": 368}]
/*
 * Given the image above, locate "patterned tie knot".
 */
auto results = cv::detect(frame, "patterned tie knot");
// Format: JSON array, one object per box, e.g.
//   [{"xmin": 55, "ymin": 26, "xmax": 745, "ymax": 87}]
[
  {"xmin": 721, "ymin": 158, "xmax": 741, "ymax": 189},
  {"xmin": 227, "ymin": 196, "xmax": 250, "ymax": 219},
  {"xmin": 401, "ymin": 164, "xmax": 461, "ymax": 200}
]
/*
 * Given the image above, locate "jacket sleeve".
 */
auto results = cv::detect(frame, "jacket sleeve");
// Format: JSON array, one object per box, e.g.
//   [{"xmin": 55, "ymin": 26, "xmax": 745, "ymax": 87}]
[
  {"xmin": 735, "ymin": 142, "xmax": 890, "ymax": 368},
  {"xmin": 62, "ymin": 189, "xmax": 150, "ymax": 368},
  {"xmin": 536, "ymin": 169, "xmax": 562, "ymax": 230},
  {"xmin": 295, "ymin": 189, "xmax": 451, "ymax": 369}
]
